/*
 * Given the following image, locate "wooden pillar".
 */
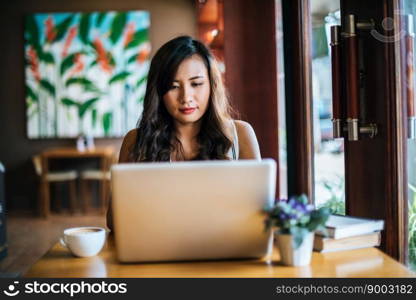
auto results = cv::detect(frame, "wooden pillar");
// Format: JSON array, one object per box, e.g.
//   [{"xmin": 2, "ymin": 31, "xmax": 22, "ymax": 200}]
[
  {"xmin": 223, "ymin": 0, "xmax": 280, "ymax": 197},
  {"xmin": 281, "ymin": 0, "xmax": 314, "ymax": 200}
]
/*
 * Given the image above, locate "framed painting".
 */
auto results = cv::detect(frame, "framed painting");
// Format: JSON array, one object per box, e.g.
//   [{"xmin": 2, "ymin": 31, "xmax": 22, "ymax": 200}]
[{"xmin": 24, "ymin": 11, "xmax": 150, "ymax": 138}]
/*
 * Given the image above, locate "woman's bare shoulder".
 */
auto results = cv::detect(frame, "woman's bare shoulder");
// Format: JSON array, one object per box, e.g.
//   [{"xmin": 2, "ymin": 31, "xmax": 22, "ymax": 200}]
[
  {"xmin": 233, "ymin": 120, "xmax": 261, "ymax": 160},
  {"xmin": 234, "ymin": 120, "xmax": 253, "ymax": 131},
  {"xmin": 119, "ymin": 128, "xmax": 138, "ymax": 163},
  {"xmin": 124, "ymin": 128, "xmax": 138, "ymax": 143},
  {"xmin": 234, "ymin": 120, "xmax": 257, "ymax": 140}
]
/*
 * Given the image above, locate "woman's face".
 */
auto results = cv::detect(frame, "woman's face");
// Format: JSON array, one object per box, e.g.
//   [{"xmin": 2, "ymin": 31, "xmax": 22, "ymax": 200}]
[{"xmin": 163, "ymin": 54, "xmax": 210, "ymax": 127}]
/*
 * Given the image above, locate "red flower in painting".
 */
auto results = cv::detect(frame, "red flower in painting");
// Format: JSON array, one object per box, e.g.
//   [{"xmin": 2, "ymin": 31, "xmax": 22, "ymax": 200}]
[
  {"xmin": 137, "ymin": 44, "xmax": 151, "ymax": 64},
  {"xmin": 94, "ymin": 37, "xmax": 112, "ymax": 73},
  {"xmin": 69, "ymin": 53, "xmax": 84, "ymax": 77},
  {"xmin": 123, "ymin": 22, "xmax": 135, "ymax": 47},
  {"xmin": 27, "ymin": 46, "xmax": 41, "ymax": 82},
  {"xmin": 62, "ymin": 26, "xmax": 78, "ymax": 57},
  {"xmin": 45, "ymin": 16, "xmax": 56, "ymax": 42}
]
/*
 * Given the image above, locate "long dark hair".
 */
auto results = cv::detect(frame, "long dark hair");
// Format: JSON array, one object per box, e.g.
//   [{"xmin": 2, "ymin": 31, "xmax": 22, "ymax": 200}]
[{"xmin": 130, "ymin": 36, "xmax": 234, "ymax": 162}]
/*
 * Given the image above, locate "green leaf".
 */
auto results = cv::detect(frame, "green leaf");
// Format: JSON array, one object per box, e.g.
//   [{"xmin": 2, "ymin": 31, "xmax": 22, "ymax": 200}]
[
  {"xmin": 89, "ymin": 60, "xmax": 98, "ymax": 68},
  {"xmin": 54, "ymin": 15, "xmax": 74, "ymax": 42},
  {"xmin": 79, "ymin": 97, "xmax": 100, "ymax": 118},
  {"xmin": 127, "ymin": 53, "xmax": 138, "ymax": 64},
  {"xmin": 91, "ymin": 108, "xmax": 97, "ymax": 128},
  {"xmin": 298, "ymin": 194, "xmax": 308, "ymax": 205},
  {"xmin": 39, "ymin": 51, "xmax": 55, "ymax": 64},
  {"xmin": 108, "ymin": 52, "xmax": 116, "ymax": 66},
  {"xmin": 137, "ymin": 96, "xmax": 144, "ymax": 103},
  {"xmin": 87, "ymin": 40, "xmax": 97, "ymax": 53},
  {"xmin": 85, "ymin": 83, "xmax": 102, "ymax": 93},
  {"xmin": 61, "ymin": 97, "xmax": 79, "ymax": 107},
  {"xmin": 79, "ymin": 13, "xmax": 91, "ymax": 44},
  {"xmin": 102, "ymin": 112, "xmax": 113, "ymax": 136},
  {"xmin": 39, "ymin": 79, "xmax": 55, "ymax": 97},
  {"xmin": 306, "ymin": 208, "xmax": 330, "ymax": 232},
  {"xmin": 26, "ymin": 85, "xmax": 38, "ymax": 102},
  {"xmin": 136, "ymin": 76, "xmax": 147, "ymax": 87},
  {"xmin": 25, "ymin": 15, "xmax": 40, "ymax": 47},
  {"xmin": 125, "ymin": 29, "xmax": 148, "ymax": 49},
  {"xmin": 33, "ymin": 44, "xmax": 44, "ymax": 59},
  {"xmin": 66, "ymin": 77, "xmax": 94, "ymax": 88},
  {"xmin": 66, "ymin": 76, "xmax": 101, "ymax": 93},
  {"xmin": 96, "ymin": 13, "xmax": 106, "ymax": 27},
  {"xmin": 60, "ymin": 53, "xmax": 77, "ymax": 75},
  {"xmin": 109, "ymin": 12, "xmax": 127, "ymax": 44},
  {"xmin": 109, "ymin": 71, "xmax": 131, "ymax": 84},
  {"xmin": 289, "ymin": 227, "xmax": 309, "ymax": 249}
]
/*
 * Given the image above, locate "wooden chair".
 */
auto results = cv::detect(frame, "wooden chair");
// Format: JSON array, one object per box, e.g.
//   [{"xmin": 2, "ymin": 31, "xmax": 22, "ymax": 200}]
[
  {"xmin": 32, "ymin": 155, "xmax": 78, "ymax": 217},
  {"xmin": 79, "ymin": 156, "xmax": 113, "ymax": 214}
]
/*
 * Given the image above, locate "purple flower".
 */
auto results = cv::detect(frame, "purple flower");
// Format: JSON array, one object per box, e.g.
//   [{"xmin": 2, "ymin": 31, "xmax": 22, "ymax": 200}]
[
  {"xmin": 279, "ymin": 212, "xmax": 288, "ymax": 220},
  {"xmin": 289, "ymin": 213, "xmax": 298, "ymax": 220},
  {"xmin": 294, "ymin": 202, "xmax": 307, "ymax": 213},
  {"xmin": 306, "ymin": 204, "xmax": 314, "ymax": 212}
]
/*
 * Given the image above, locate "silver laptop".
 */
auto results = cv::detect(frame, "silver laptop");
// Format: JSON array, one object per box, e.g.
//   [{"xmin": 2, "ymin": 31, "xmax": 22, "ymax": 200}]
[{"xmin": 111, "ymin": 159, "xmax": 276, "ymax": 263}]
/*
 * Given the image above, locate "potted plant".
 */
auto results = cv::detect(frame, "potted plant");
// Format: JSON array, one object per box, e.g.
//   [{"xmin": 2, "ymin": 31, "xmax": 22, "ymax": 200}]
[{"xmin": 265, "ymin": 194, "xmax": 330, "ymax": 266}]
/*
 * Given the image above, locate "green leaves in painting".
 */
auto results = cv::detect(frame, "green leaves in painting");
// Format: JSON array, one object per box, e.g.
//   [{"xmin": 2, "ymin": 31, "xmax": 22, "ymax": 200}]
[
  {"xmin": 25, "ymin": 12, "xmax": 150, "ymax": 138},
  {"xmin": 60, "ymin": 53, "xmax": 77, "ymax": 75},
  {"xmin": 79, "ymin": 13, "xmax": 91, "ymax": 44},
  {"xmin": 127, "ymin": 53, "xmax": 138, "ymax": 64},
  {"xmin": 61, "ymin": 97, "xmax": 100, "ymax": 118},
  {"xmin": 89, "ymin": 60, "xmax": 98, "ymax": 68},
  {"xmin": 136, "ymin": 76, "xmax": 147, "ymax": 88},
  {"xmin": 25, "ymin": 15, "xmax": 40, "ymax": 47},
  {"xmin": 107, "ymin": 52, "xmax": 116, "ymax": 67},
  {"xmin": 66, "ymin": 77, "xmax": 94, "ymax": 87},
  {"xmin": 91, "ymin": 108, "xmax": 97, "ymax": 128},
  {"xmin": 79, "ymin": 97, "xmax": 99, "ymax": 118},
  {"xmin": 84, "ymin": 84, "xmax": 102, "ymax": 94},
  {"xmin": 61, "ymin": 97, "xmax": 78, "ymax": 107},
  {"xmin": 65, "ymin": 77, "xmax": 102, "ymax": 94},
  {"xmin": 125, "ymin": 29, "xmax": 148, "ymax": 50},
  {"xmin": 109, "ymin": 71, "xmax": 131, "ymax": 84},
  {"xmin": 54, "ymin": 15, "xmax": 74, "ymax": 42},
  {"xmin": 96, "ymin": 13, "xmax": 106, "ymax": 27},
  {"xmin": 27, "ymin": 45, "xmax": 54, "ymax": 65},
  {"xmin": 26, "ymin": 85, "xmax": 38, "ymax": 102},
  {"xmin": 102, "ymin": 112, "xmax": 113, "ymax": 136},
  {"xmin": 38, "ymin": 51, "xmax": 54, "ymax": 64},
  {"xmin": 65, "ymin": 77, "xmax": 92, "ymax": 87},
  {"xmin": 109, "ymin": 13, "xmax": 127, "ymax": 44},
  {"xmin": 40, "ymin": 79, "xmax": 55, "ymax": 97}
]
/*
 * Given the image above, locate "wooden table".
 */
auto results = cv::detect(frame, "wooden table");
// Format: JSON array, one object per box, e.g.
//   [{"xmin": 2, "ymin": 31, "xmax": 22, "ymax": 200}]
[
  {"xmin": 40, "ymin": 147, "xmax": 116, "ymax": 217},
  {"xmin": 24, "ymin": 239, "xmax": 415, "ymax": 278}
]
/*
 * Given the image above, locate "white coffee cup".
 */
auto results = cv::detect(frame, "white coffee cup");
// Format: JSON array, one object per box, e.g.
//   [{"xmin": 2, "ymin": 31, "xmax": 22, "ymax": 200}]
[{"xmin": 60, "ymin": 227, "xmax": 107, "ymax": 257}]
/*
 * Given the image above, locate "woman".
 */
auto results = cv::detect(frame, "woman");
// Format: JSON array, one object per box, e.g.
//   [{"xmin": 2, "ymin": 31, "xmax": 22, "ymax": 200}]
[{"xmin": 107, "ymin": 36, "xmax": 261, "ymax": 228}]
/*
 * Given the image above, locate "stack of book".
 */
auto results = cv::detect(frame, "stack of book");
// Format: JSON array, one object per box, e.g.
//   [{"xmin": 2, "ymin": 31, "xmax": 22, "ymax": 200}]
[{"xmin": 314, "ymin": 214, "xmax": 384, "ymax": 253}]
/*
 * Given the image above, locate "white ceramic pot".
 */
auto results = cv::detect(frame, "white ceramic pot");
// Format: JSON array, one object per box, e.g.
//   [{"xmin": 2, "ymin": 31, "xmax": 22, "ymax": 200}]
[{"xmin": 274, "ymin": 231, "xmax": 314, "ymax": 266}]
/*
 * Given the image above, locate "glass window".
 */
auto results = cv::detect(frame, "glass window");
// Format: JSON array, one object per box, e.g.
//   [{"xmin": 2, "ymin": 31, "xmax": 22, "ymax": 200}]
[
  {"xmin": 403, "ymin": 0, "xmax": 416, "ymax": 272},
  {"xmin": 276, "ymin": 0, "xmax": 287, "ymax": 200},
  {"xmin": 310, "ymin": 1, "xmax": 345, "ymax": 214}
]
